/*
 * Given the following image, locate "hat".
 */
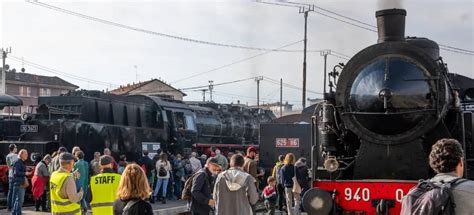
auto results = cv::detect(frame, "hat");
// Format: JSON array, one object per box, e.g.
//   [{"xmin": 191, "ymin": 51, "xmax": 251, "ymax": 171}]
[
  {"xmin": 43, "ymin": 154, "xmax": 52, "ymax": 162},
  {"xmin": 247, "ymin": 146, "xmax": 257, "ymax": 154},
  {"xmin": 59, "ymin": 152, "xmax": 75, "ymax": 162},
  {"xmin": 100, "ymin": 155, "xmax": 113, "ymax": 166},
  {"xmin": 207, "ymin": 157, "xmax": 220, "ymax": 167},
  {"xmin": 58, "ymin": 146, "xmax": 67, "ymax": 153}
]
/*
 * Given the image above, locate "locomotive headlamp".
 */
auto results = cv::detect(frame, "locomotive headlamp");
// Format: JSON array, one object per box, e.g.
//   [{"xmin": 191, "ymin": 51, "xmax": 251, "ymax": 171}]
[{"xmin": 324, "ymin": 156, "xmax": 339, "ymax": 172}]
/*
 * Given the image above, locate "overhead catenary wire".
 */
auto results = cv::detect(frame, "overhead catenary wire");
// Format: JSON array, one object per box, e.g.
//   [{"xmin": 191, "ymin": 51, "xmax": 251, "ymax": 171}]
[
  {"xmin": 170, "ymin": 40, "xmax": 303, "ymax": 84},
  {"xmin": 28, "ymin": 0, "xmax": 352, "ymax": 83},
  {"xmin": 29, "ymin": 0, "xmax": 473, "ymax": 56},
  {"xmin": 263, "ymin": 76, "xmax": 323, "ymax": 95},
  {"xmin": 272, "ymin": 0, "xmax": 474, "ymax": 55},
  {"xmin": 28, "ymin": 0, "xmax": 324, "ymax": 54},
  {"xmin": 8, "ymin": 55, "xmax": 119, "ymax": 87}
]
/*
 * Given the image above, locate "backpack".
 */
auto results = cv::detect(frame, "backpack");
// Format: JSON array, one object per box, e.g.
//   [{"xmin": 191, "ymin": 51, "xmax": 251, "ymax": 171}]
[
  {"xmin": 181, "ymin": 172, "xmax": 201, "ymax": 201},
  {"xmin": 276, "ymin": 164, "xmax": 284, "ymax": 185},
  {"xmin": 122, "ymin": 199, "xmax": 139, "ymax": 215},
  {"xmin": 400, "ymin": 178, "xmax": 467, "ymax": 215},
  {"xmin": 158, "ymin": 165, "xmax": 167, "ymax": 177}
]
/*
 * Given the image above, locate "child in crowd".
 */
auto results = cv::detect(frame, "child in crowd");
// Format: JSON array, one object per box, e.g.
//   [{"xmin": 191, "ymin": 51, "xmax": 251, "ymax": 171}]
[{"xmin": 263, "ymin": 176, "xmax": 278, "ymax": 215}]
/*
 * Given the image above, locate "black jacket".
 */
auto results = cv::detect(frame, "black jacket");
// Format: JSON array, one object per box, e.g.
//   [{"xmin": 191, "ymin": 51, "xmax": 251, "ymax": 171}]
[
  {"xmin": 137, "ymin": 156, "xmax": 154, "ymax": 177},
  {"xmin": 281, "ymin": 164, "xmax": 295, "ymax": 188},
  {"xmin": 191, "ymin": 167, "xmax": 214, "ymax": 215},
  {"xmin": 295, "ymin": 164, "xmax": 310, "ymax": 190},
  {"xmin": 113, "ymin": 198, "xmax": 153, "ymax": 215},
  {"xmin": 12, "ymin": 159, "xmax": 26, "ymax": 186}
]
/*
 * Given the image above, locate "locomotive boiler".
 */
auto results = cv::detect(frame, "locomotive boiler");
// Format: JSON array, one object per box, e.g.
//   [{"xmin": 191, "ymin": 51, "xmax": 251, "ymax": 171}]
[
  {"xmin": 0, "ymin": 90, "xmax": 274, "ymax": 166},
  {"xmin": 303, "ymin": 8, "xmax": 474, "ymax": 214}
]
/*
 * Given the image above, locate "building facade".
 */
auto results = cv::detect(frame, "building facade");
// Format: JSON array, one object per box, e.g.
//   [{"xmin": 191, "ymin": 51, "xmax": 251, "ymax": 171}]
[
  {"xmin": 110, "ymin": 79, "xmax": 186, "ymax": 101},
  {"xmin": 2, "ymin": 70, "xmax": 78, "ymax": 115}
]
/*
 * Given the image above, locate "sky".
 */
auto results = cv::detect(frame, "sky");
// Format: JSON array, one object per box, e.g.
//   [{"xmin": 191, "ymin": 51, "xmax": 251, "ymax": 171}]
[{"xmin": 1, "ymin": 0, "xmax": 473, "ymax": 109}]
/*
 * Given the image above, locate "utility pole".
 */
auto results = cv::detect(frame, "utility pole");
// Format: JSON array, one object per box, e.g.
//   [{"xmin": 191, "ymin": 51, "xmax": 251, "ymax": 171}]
[
  {"xmin": 280, "ymin": 78, "xmax": 283, "ymax": 117},
  {"xmin": 201, "ymin": 89, "xmax": 208, "ymax": 102},
  {"xmin": 208, "ymin": 80, "xmax": 214, "ymax": 102},
  {"xmin": 255, "ymin": 76, "xmax": 263, "ymax": 107},
  {"xmin": 321, "ymin": 50, "xmax": 331, "ymax": 96},
  {"xmin": 299, "ymin": 5, "xmax": 314, "ymax": 109},
  {"xmin": 1, "ymin": 47, "xmax": 11, "ymax": 95},
  {"xmin": 134, "ymin": 65, "xmax": 138, "ymax": 82}
]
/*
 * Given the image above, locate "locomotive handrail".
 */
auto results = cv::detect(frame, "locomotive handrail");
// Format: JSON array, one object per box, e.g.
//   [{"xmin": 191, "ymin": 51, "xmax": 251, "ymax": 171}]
[
  {"xmin": 37, "ymin": 105, "xmax": 81, "ymax": 115},
  {"xmin": 340, "ymin": 109, "xmax": 436, "ymax": 116}
]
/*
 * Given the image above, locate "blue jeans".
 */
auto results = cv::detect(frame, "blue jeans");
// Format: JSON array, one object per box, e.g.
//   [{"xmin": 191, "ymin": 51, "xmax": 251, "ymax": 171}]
[
  {"xmin": 7, "ymin": 178, "xmax": 14, "ymax": 210},
  {"xmin": 81, "ymin": 187, "xmax": 88, "ymax": 210},
  {"xmin": 153, "ymin": 178, "xmax": 169, "ymax": 197},
  {"xmin": 12, "ymin": 185, "xmax": 26, "ymax": 215},
  {"xmin": 174, "ymin": 179, "xmax": 182, "ymax": 199}
]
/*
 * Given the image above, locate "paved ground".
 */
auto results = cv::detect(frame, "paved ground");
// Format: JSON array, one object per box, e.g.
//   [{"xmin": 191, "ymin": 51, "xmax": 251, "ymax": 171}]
[
  {"xmin": 0, "ymin": 199, "xmax": 307, "ymax": 214},
  {"xmin": 0, "ymin": 199, "xmax": 188, "ymax": 215}
]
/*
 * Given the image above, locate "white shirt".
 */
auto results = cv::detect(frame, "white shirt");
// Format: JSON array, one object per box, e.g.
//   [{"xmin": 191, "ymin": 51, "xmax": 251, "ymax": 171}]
[{"xmin": 6, "ymin": 153, "xmax": 18, "ymax": 178}]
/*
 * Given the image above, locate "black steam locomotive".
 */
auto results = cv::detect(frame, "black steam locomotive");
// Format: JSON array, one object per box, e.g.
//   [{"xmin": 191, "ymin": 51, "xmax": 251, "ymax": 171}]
[
  {"xmin": 0, "ymin": 91, "xmax": 275, "ymax": 163},
  {"xmin": 304, "ymin": 9, "xmax": 474, "ymax": 214}
]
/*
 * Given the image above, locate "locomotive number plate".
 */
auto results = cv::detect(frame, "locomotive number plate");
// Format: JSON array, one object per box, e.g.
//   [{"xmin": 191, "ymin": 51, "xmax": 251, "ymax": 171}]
[
  {"xmin": 344, "ymin": 187, "xmax": 406, "ymax": 202},
  {"xmin": 20, "ymin": 125, "xmax": 38, "ymax": 133},
  {"xmin": 275, "ymin": 138, "xmax": 300, "ymax": 147}
]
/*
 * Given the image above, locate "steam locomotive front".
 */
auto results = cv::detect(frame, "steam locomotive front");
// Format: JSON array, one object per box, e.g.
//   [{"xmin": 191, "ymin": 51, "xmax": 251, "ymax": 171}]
[
  {"xmin": 304, "ymin": 8, "xmax": 469, "ymax": 215},
  {"xmin": 337, "ymin": 9, "xmax": 450, "ymax": 145}
]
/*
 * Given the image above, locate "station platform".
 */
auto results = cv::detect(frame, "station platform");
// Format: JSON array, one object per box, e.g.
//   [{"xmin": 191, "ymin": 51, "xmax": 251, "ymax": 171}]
[{"xmin": 0, "ymin": 199, "xmax": 304, "ymax": 214}]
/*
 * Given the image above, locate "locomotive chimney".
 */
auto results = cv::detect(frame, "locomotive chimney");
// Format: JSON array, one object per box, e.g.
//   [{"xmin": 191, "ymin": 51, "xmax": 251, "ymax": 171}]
[{"xmin": 375, "ymin": 9, "xmax": 406, "ymax": 43}]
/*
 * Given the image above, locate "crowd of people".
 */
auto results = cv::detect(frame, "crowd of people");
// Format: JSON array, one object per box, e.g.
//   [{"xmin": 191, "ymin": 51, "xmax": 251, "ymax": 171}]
[
  {"xmin": 4, "ymin": 138, "xmax": 474, "ymax": 215},
  {"xmin": 4, "ymin": 142, "xmax": 311, "ymax": 215}
]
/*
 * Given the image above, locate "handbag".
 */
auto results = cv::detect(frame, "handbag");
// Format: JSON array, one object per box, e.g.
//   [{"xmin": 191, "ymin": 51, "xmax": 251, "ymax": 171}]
[
  {"xmin": 292, "ymin": 166, "xmax": 301, "ymax": 193},
  {"xmin": 21, "ymin": 177, "xmax": 30, "ymax": 188}
]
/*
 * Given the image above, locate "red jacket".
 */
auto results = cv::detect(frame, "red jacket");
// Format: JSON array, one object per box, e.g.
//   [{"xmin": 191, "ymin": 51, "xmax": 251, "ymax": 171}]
[
  {"xmin": 263, "ymin": 185, "xmax": 276, "ymax": 198},
  {"xmin": 31, "ymin": 175, "xmax": 48, "ymax": 199}
]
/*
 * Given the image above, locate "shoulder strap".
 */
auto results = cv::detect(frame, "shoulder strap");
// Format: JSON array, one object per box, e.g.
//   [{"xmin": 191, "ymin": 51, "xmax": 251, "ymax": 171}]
[
  {"xmin": 448, "ymin": 177, "xmax": 468, "ymax": 187},
  {"xmin": 122, "ymin": 199, "xmax": 140, "ymax": 215},
  {"xmin": 441, "ymin": 177, "xmax": 467, "ymax": 215}
]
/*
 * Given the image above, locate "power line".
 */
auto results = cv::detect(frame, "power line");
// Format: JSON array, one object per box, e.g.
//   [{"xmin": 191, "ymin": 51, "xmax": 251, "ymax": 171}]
[
  {"xmin": 177, "ymin": 77, "xmax": 256, "ymax": 91},
  {"xmin": 170, "ymin": 40, "xmax": 303, "ymax": 84},
  {"xmin": 283, "ymin": 1, "xmax": 376, "ymax": 28},
  {"xmin": 263, "ymin": 76, "xmax": 323, "ymax": 95},
  {"xmin": 28, "ymin": 0, "xmax": 317, "ymax": 53},
  {"xmin": 273, "ymin": 0, "xmax": 474, "ymax": 55},
  {"xmin": 257, "ymin": 1, "xmax": 377, "ymax": 32},
  {"xmin": 148, "ymin": 77, "xmax": 256, "ymax": 93},
  {"xmin": 8, "ymin": 55, "xmax": 118, "ymax": 87}
]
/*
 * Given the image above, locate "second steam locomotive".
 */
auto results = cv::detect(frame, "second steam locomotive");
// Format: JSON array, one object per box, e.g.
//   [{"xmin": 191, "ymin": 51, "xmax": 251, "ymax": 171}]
[{"xmin": 0, "ymin": 90, "xmax": 275, "ymax": 163}]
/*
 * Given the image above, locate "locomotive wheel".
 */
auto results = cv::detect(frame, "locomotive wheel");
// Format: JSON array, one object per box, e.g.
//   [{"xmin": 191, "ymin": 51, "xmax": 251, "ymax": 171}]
[{"xmin": 302, "ymin": 188, "xmax": 333, "ymax": 215}]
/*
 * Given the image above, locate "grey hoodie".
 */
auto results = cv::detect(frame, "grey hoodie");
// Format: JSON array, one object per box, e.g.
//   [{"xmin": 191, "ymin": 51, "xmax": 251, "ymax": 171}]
[{"xmin": 213, "ymin": 168, "xmax": 259, "ymax": 215}]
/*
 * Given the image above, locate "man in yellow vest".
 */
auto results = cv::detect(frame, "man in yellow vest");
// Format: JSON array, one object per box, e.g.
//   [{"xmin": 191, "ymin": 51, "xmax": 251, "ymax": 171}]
[
  {"xmin": 50, "ymin": 152, "xmax": 83, "ymax": 215},
  {"xmin": 87, "ymin": 155, "xmax": 121, "ymax": 214}
]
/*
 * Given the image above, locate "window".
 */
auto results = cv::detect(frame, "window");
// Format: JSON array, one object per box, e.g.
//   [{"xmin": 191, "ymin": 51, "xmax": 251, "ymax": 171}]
[
  {"xmin": 40, "ymin": 88, "xmax": 51, "ymax": 96},
  {"xmin": 184, "ymin": 115, "xmax": 196, "ymax": 131},
  {"xmin": 19, "ymin": 86, "xmax": 31, "ymax": 97}
]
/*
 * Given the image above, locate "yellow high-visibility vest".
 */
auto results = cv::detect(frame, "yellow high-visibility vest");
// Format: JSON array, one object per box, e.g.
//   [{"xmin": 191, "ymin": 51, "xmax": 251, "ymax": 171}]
[
  {"xmin": 90, "ymin": 172, "xmax": 121, "ymax": 215},
  {"xmin": 50, "ymin": 171, "xmax": 81, "ymax": 215}
]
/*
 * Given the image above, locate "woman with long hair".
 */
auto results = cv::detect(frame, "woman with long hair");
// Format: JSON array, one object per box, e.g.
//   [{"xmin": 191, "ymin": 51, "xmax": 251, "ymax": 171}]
[
  {"xmin": 113, "ymin": 164, "xmax": 153, "ymax": 215},
  {"xmin": 280, "ymin": 153, "xmax": 300, "ymax": 215},
  {"xmin": 152, "ymin": 153, "xmax": 172, "ymax": 204}
]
